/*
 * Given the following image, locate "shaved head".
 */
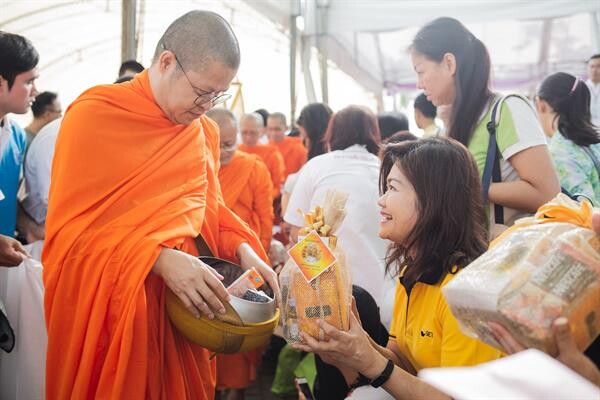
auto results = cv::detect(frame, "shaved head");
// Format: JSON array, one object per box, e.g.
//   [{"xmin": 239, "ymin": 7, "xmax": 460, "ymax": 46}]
[
  {"xmin": 268, "ymin": 112, "xmax": 287, "ymax": 126},
  {"xmin": 208, "ymin": 108, "xmax": 238, "ymax": 165},
  {"xmin": 153, "ymin": 10, "xmax": 240, "ymax": 72},
  {"xmin": 206, "ymin": 108, "xmax": 237, "ymax": 128},
  {"xmin": 240, "ymin": 113, "xmax": 264, "ymax": 146},
  {"xmin": 240, "ymin": 112, "xmax": 263, "ymax": 127}
]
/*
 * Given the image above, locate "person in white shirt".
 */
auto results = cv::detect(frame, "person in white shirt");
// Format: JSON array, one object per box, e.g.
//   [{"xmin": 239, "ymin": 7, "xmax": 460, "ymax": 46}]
[
  {"xmin": 586, "ymin": 54, "xmax": 600, "ymax": 127},
  {"xmin": 284, "ymin": 105, "xmax": 393, "ymax": 326},
  {"xmin": 413, "ymin": 93, "xmax": 440, "ymax": 138},
  {"xmin": 23, "ymin": 118, "xmax": 61, "ymax": 226}
]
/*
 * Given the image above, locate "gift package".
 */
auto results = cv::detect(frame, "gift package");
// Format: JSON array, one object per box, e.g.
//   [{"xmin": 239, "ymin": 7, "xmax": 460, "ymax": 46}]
[
  {"xmin": 279, "ymin": 189, "xmax": 352, "ymax": 343},
  {"xmin": 443, "ymin": 195, "xmax": 600, "ymax": 355}
]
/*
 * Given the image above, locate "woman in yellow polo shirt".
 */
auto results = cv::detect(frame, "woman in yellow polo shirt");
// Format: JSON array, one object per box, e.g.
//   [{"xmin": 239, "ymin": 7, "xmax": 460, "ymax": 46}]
[{"xmin": 293, "ymin": 138, "xmax": 503, "ymax": 399}]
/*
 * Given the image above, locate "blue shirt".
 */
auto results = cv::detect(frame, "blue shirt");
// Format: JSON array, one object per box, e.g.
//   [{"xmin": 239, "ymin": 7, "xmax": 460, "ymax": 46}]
[{"xmin": 0, "ymin": 118, "xmax": 27, "ymax": 235}]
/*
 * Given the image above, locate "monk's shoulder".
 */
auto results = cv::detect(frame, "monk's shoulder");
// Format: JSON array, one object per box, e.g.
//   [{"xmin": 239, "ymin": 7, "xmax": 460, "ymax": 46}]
[
  {"xmin": 264, "ymin": 144, "xmax": 284, "ymax": 160},
  {"xmin": 290, "ymin": 137, "xmax": 307, "ymax": 155},
  {"xmin": 235, "ymin": 150, "xmax": 258, "ymax": 165},
  {"xmin": 199, "ymin": 115, "xmax": 220, "ymax": 153}
]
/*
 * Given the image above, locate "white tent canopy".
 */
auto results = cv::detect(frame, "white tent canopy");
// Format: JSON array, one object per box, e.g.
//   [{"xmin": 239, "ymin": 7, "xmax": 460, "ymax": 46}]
[
  {"xmin": 244, "ymin": 0, "xmax": 600, "ymax": 110},
  {"xmin": 2, "ymin": 0, "xmax": 599, "ymax": 120}
]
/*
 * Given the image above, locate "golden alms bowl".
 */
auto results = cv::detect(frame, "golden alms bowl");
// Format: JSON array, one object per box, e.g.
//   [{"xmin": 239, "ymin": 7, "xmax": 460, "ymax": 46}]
[{"xmin": 166, "ymin": 256, "xmax": 279, "ymax": 353}]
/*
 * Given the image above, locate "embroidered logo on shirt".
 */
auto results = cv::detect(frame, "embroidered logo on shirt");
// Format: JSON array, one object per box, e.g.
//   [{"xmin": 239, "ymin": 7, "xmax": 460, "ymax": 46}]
[{"xmin": 420, "ymin": 329, "xmax": 433, "ymax": 338}]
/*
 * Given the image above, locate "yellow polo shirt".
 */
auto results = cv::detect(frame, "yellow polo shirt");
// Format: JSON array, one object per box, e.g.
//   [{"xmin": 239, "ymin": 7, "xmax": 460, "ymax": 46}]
[{"xmin": 389, "ymin": 271, "xmax": 502, "ymax": 371}]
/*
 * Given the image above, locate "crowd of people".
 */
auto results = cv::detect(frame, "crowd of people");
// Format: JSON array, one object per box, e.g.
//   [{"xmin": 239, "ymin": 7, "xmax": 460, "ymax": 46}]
[{"xmin": 0, "ymin": 10, "xmax": 599, "ymax": 400}]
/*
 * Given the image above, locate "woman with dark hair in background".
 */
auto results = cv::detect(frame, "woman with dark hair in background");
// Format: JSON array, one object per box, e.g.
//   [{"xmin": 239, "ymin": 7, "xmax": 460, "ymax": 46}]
[
  {"xmin": 535, "ymin": 72, "xmax": 600, "ymax": 204},
  {"xmin": 284, "ymin": 105, "xmax": 392, "ymax": 327},
  {"xmin": 410, "ymin": 17, "xmax": 559, "ymax": 233},
  {"xmin": 294, "ymin": 138, "xmax": 502, "ymax": 400},
  {"xmin": 297, "ymin": 102, "xmax": 333, "ymax": 160},
  {"xmin": 280, "ymin": 103, "xmax": 332, "ymax": 215}
]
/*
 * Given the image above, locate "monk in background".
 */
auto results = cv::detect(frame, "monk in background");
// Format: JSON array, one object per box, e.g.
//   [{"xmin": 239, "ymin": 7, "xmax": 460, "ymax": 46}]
[
  {"xmin": 208, "ymin": 109, "xmax": 273, "ymax": 258},
  {"xmin": 267, "ymin": 112, "xmax": 307, "ymax": 179},
  {"xmin": 238, "ymin": 113, "xmax": 284, "ymax": 198},
  {"xmin": 207, "ymin": 108, "xmax": 273, "ymax": 400},
  {"xmin": 42, "ymin": 11, "xmax": 278, "ymax": 400}
]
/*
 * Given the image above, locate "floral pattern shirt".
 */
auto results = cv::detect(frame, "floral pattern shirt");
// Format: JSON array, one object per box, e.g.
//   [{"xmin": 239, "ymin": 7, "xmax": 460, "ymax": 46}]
[{"xmin": 549, "ymin": 132, "xmax": 600, "ymax": 205}]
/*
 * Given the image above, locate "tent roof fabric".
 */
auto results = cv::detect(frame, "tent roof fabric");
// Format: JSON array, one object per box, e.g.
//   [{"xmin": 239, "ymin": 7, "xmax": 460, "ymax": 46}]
[{"xmin": 244, "ymin": 0, "xmax": 600, "ymax": 94}]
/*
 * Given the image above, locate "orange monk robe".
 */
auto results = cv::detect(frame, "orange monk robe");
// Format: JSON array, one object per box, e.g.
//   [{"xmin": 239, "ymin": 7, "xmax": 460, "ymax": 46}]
[
  {"xmin": 218, "ymin": 150, "xmax": 274, "ymax": 251},
  {"xmin": 216, "ymin": 152, "xmax": 273, "ymax": 390},
  {"xmin": 238, "ymin": 143, "xmax": 285, "ymax": 198},
  {"xmin": 42, "ymin": 70, "xmax": 267, "ymax": 400},
  {"xmin": 270, "ymin": 136, "xmax": 307, "ymax": 179}
]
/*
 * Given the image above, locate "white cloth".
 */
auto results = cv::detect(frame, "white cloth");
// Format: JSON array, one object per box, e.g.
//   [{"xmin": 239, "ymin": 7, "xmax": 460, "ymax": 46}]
[
  {"xmin": 0, "ymin": 241, "xmax": 46, "ymax": 400},
  {"xmin": 419, "ymin": 349, "xmax": 600, "ymax": 400},
  {"xmin": 283, "ymin": 171, "xmax": 300, "ymax": 197},
  {"xmin": 345, "ymin": 385, "xmax": 395, "ymax": 399},
  {"xmin": 23, "ymin": 118, "xmax": 61, "ymax": 224},
  {"xmin": 284, "ymin": 145, "xmax": 390, "ymax": 309},
  {"xmin": 586, "ymin": 79, "xmax": 600, "ymax": 127}
]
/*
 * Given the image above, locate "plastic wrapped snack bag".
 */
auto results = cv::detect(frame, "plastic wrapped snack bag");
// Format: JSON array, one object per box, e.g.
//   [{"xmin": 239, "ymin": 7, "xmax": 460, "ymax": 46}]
[
  {"xmin": 443, "ymin": 194, "xmax": 600, "ymax": 355},
  {"xmin": 279, "ymin": 189, "xmax": 352, "ymax": 343}
]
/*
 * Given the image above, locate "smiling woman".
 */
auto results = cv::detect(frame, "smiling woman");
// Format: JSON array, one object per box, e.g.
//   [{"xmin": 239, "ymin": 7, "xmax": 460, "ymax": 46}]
[{"xmin": 293, "ymin": 138, "xmax": 502, "ymax": 400}]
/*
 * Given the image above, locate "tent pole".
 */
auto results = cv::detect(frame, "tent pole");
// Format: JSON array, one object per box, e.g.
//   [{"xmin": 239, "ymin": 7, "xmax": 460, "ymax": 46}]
[
  {"xmin": 290, "ymin": 2, "xmax": 299, "ymax": 126},
  {"xmin": 121, "ymin": 0, "xmax": 137, "ymax": 63},
  {"xmin": 301, "ymin": 36, "xmax": 317, "ymax": 103},
  {"xmin": 592, "ymin": 12, "xmax": 600, "ymax": 53},
  {"xmin": 537, "ymin": 18, "xmax": 553, "ymax": 80},
  {"xmin": 317, "ymin": 1, "xmax": 329, "ymax": 104}
]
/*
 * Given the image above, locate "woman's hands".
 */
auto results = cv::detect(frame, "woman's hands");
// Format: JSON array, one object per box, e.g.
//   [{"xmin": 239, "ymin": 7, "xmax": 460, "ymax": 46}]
[{"xmin": 292, "ymin": 312, "xmax": 387, "ymax": 379}]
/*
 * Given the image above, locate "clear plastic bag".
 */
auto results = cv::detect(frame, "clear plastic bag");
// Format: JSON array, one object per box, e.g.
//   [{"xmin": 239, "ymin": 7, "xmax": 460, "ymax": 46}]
[
  {"xmin": 279, "ymin": 189, "xmax": 352, "ymax": 343},
  {"xmin": 443, "ymin": 195, "xmax": 600, "ymax": 355},
  {"xmin": 0, "ymin": 241, "xmax": 46, "ymax": 400}
]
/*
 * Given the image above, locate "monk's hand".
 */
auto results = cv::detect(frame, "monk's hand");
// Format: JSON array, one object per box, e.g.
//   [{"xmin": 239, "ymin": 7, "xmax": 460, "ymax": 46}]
[
  {"xmin": 0, "ymin": 234, "xmax": 30, "ymax": 267},
  {"xmin": 236, "ymin": 242, "xmax": 281, "ymax": 305},
  {"xmin": 292, "ymin": 312, "xmax": 381, "ymax": 376},
  {"xmin": 153, "ymin": 248, "xmax": 229, "ymax": 319}
]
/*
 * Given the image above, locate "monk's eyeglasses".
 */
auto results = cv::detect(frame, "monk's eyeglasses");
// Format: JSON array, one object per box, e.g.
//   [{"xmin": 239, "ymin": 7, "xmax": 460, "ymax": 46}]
[{"xmin": 161, "ymin": 44, "xmax": 231, "ymax": 107}]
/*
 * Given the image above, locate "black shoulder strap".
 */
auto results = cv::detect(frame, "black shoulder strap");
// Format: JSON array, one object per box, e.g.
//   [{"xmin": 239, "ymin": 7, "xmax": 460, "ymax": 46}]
[{"xmin": 482, "ymin": 96, "xmax": 506, "ymax": 225}]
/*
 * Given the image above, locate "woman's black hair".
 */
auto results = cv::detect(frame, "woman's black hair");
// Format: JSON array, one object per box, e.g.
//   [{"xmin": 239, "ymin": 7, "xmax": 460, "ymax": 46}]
[
  {"xmin": 297, "ymin": 103, "xmax": 333, "ymax": 160},
  {"xmin": 538, "ymin": 72, "xmax": 600, "ymax": 146}
]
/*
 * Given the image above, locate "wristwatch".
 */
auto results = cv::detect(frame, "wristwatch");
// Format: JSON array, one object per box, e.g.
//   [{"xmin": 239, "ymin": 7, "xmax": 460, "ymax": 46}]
[{"xmin": 370, "ymin": 359, "xmax": 394, "ymax": 388}]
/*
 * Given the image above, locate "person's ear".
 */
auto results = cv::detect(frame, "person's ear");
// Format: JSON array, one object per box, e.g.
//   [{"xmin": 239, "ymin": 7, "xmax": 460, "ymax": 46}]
[
  {"xmin": 158, "ymin": 51, "xmax": 176, "ymax": 75},
  {"xmin": 442, "ymin": 53, "xmax": 457, "ymax": 76},
  {"xmin": 537, "ymin": 98, "xmax": 552, "ymax": 114},
  {"xmin": 0, "ymin": 75, "xmax": 7, "ymax": 94}
]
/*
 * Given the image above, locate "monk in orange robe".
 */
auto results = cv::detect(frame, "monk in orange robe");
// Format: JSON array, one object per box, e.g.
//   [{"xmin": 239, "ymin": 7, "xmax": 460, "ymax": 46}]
[
  {"xmin": 238, "ymin": 113, "xmax": 285, "ymax": 198},
  {"xmin": 267, "ymin": 112, "xmax": 307, "ymax": 179},
  {"xmin": 208, "ymin": 109, "xmax": 273, "ymax": 258},
  {"xmin": 42, "ymin": 11, "xmax": 278, "ymax": 400},
  {"xmin": 205, "ymin": 109, "xmax": 273, "ymax": 400}
]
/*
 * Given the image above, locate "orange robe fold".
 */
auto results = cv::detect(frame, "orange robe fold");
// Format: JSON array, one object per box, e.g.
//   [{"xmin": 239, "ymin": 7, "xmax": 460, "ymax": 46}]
[
  {"xmin": 270, "ymin": 136, "xmax": 307, "ymax": 179},
  {"xmin": 218, "ymin": 150, "xmax": 274, "ymax": 251},
  {"xmin": 43, "ymin": 70, "xmax": 266, "ymax": 400},
  {"xmin": 238, "ymin": 143, "xmax": 285, "ymax": 198},
  {"xmin": 216, "ymin": 150, "xmax": 273, "ymax": 390}
]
